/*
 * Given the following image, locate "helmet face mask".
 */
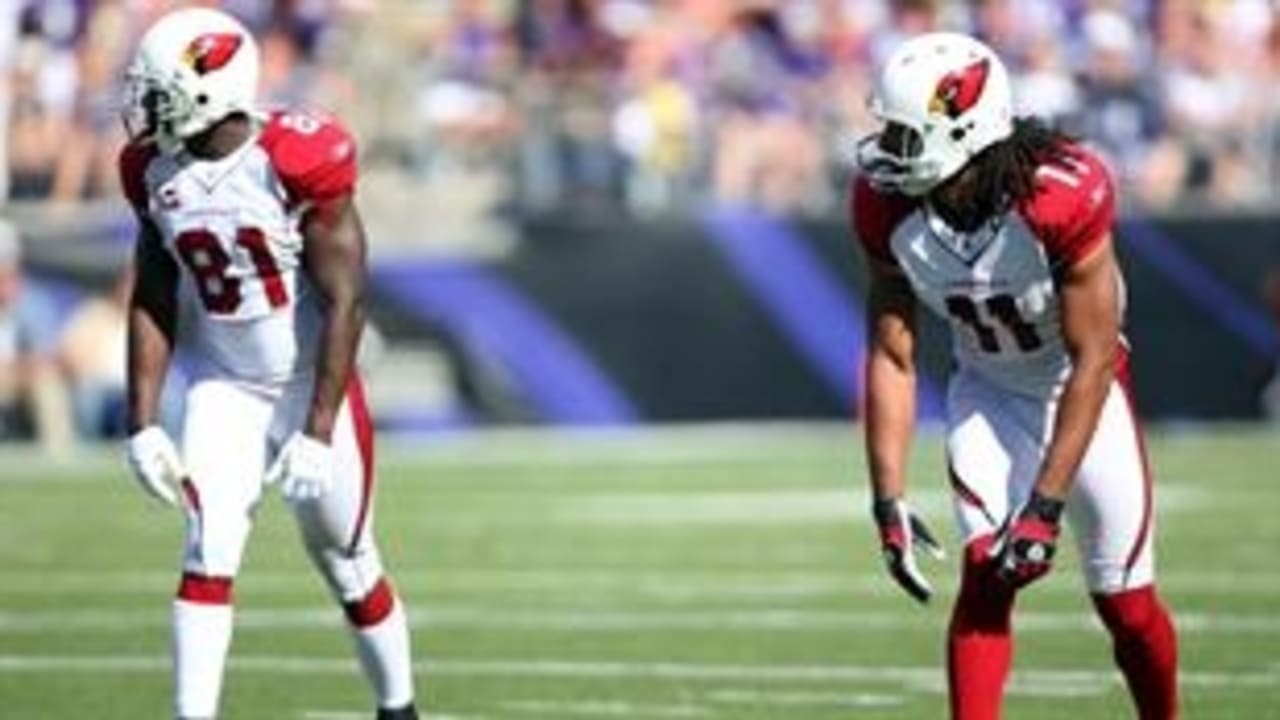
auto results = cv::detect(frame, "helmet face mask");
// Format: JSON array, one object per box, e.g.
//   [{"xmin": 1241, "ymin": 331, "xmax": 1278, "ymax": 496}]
[
  {"xmin": 122, "ymin": 72, "xmax": 193, "ymax": 148},
  {"xmin": 121, "ymin": 8, "xmax": 259, "ymax": 153},
  {"xmin": 857, "ymin": 33, "xmax": 1013, "ymax": 197},
  {"xmin": 855, "ymin": 120, "xmax": 942, "ymax": 196}
]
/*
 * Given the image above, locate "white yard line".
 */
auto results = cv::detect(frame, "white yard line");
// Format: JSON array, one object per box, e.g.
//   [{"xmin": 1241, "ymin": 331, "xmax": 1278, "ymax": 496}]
[
  {"xmin": 0, "ymin": 420, "xmax": 1244, "ymax": 478},
  {"xmin": 554, "ymin": 489, "xmax": 860, "ymax": 524},
  {"xmin": 0, "ymin": 654, "xmax": 1274, "ymax": 692},
  {"xmin": 302, "ymin": 707, "xmax": 481, "ymax": 712},
  {"xmin": 0, "ymin": 423, "xmax": 862, "ymax": 479},
  {"xmin": 706, "ymin": 688, "xmax": 903, "ymax": 708},
  {"xmin": 501, "ymin": 699, "xmax": 709, "ymax": 718},
  {"xmin": 2, "ymin": 569, "xmax": 1279, "ymax": 598},
  {"xmin": 0, "ymin": 606, "xmax": 1277, "ymax": 635},
  {"xmin": 548, "ymin": 486, "xmax": 1206, "ymax": 524}
]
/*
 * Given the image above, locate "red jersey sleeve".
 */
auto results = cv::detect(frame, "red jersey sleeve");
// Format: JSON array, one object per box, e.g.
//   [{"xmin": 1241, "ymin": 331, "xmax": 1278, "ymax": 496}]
[
  {"xmin": 1019, "ymin": 148, "xmax": 1116, "ymax": 268},
  {"xmin": 259, "ymin": 110, "xmax": 358, "ymax": 206},
  {"xmin": 850, "ymin": 175, "xmax": 916, "ymax": 266},
  {"xmin": 118, "ymin": 141, "xmax": 157, "ymax": 215}
]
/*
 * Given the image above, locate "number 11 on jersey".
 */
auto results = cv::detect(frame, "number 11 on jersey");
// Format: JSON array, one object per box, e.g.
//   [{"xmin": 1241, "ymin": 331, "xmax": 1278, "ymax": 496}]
[{"xmin": 946, "ymin": 294, "xmax": 1043, "ymax": 353}]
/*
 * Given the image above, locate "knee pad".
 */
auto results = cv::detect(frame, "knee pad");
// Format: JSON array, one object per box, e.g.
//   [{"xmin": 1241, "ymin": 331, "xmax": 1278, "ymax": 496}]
[
  {"xmin": 1093, "ymin": 586, "xmax": 1162, "ymax": 639},
  {"xmin": 952, "ymin": 535, "xmax": 1016, "ymax": 633},
  {"xmin": 343, "ymin": 576, "xmax": 396, "ymax": 628},
  {"xmin": 181, "ymin": 492, "xmax": 252, "ymax": 579},
  {"xmin": 306, "ymin": 541, "xmax": 386, "ymax": 603}
]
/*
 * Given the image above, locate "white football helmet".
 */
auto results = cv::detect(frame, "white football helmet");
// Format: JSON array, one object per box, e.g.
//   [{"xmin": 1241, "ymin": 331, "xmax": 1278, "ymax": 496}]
[
  {"xmin": 122, "ymin": 8, "xmax": 260, "ymax": 152},
  {"xmin": 857, "ymin": 33, "xmax": 1013, "ymax": 196}
]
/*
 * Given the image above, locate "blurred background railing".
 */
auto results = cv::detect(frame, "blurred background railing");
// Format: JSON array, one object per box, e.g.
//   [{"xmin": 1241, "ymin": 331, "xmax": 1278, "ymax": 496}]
[{"xmin": 1, "ymin": 0, "xmax": 1278, "ymax": 456}]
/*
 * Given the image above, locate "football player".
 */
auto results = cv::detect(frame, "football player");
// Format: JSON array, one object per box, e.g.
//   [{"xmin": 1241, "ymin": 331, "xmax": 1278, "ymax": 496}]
[
  {"xmin": 120, "ymin": 9, "xmax": 418, "ymax": 719},
  {"xmin": 853, "ymin": 33, "xmax": 1178, "ymax": 719}
]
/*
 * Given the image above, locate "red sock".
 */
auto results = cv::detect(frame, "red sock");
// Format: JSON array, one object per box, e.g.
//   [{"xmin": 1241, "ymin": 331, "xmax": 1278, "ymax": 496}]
[
  {"xmin": 1092, "ymin": 586, "xmax": 1179, "ymax": 720},
  {"xmin": 948, "ymin": 536, "xmax": 1016, "ymax": 720}
]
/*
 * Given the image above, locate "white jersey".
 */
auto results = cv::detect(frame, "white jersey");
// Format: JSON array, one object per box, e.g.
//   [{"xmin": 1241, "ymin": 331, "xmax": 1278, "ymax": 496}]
[
  {"xmin": 853, "ymin": 147, "xmax": 1120, "ymax": 399},
  {"xmin": 120, "ymin": 110, "xmax": 358, "ymax": 387}
]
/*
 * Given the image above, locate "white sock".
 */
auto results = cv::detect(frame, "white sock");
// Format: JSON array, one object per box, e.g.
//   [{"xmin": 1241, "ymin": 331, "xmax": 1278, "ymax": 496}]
[
  {"xmin": 350, "ymin": 596, "xmax": 415, "ymax": 709},
  {"xmin": 173, "ymin": 599, "xmax": 234, "ymax": 719}
]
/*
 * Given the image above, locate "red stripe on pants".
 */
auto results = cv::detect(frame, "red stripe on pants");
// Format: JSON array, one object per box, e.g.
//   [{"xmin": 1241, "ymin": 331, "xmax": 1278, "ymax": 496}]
[
  {"xmin": 346, "ymin": 375, "xmax": 376, "ymax": 555},
  {"xmin": 1114, "ymin": 348, "xmax": 1154, "ymax": 580}
]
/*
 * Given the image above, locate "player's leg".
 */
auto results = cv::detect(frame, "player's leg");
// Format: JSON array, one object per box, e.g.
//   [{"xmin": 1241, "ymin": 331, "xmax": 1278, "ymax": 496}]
[
  {"xmin": 944, "ymin": 371, "xmax": 1042, "ymax": 720},
  {"xmin": 280, "ymin": 377, "xmax": 417, "ymax": 716},
  {"xmin": 1068, "ymin": 368, "xmax": 1178, "ymax": 719},
  {"xmin": 173, "ymin": 380, "xmax": 272, "ymax": 719}
]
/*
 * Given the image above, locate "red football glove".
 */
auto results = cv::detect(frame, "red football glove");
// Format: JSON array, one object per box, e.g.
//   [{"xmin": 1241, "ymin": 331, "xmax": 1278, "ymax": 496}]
[
  {"xmin": 990, "ymin": 490, "xmax": 1065, "ymax": 588},
  {"xmin": 873, "ymin": 497, "xmax": 945, "ymax": 604}
]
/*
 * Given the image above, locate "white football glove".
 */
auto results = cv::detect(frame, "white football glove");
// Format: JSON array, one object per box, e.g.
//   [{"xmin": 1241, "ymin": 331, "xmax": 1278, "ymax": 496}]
[
  {"xmin": 125, "ymin": 426, "xmax": 185, "ymax": 507},
  {"xmin": 873, "ymin": 497, "xmax": 946, "ymax": 604},
  {"xmin": 265, "ymin": 432, "xmax": 334, "ymax": 503}
]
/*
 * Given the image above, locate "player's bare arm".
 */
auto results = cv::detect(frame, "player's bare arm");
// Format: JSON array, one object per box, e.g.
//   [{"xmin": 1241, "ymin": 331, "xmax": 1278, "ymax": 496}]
[
  {"xmin": 300, "ymin": 194, "xmax": 367, "ymax": 443},
  {"xmin": 865, "ymin": 259, "xmax": 944, "ymax": 603},
  {"xmin": 124, "ymin": 216, "xmax": 187, "ymax": 507},
  {"xmin": 990, "ymin": 234, "xmax": 1121, "ymax": 586},
  {"xmin": 126, "ymin": 219, "xmax": 178, "ymax": 434},
  {"xmin": 1033, "ymin": 237, "xmax": 1121, "ymax": 501},
  {"xmin": 865, "ymin": 262, "xmax": 918, "ymax": 502}
]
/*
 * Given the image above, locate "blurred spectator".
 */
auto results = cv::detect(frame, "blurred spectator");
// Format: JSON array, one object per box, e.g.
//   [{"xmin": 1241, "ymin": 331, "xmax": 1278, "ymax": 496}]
[
  {"xmin": 6, "ymin": 4, "xmax": 79, "ymax": 201},
  {"xmin": 612, "ymin": 8, "xmax": 698, "ymax": 216},
  {"xmin": 257, "ymin": 5, "xmax": 354, "ymax": 113},
  {"xmin": 0, "ymin": 0, "xmax": 21, "ymax": 201},
  {"xmin": 1009, "ymin": 29, "xmax": 1079, "ymax": 126},
  {"xmin": 58, "ymin": 263, "xmax": 129, "ymax": 438},
  {"xmin": 516, "ymin": 0, "xmax": 622, "ymax": 210},
  {"xmin": 1073, "ymin": 8, "xmax": 1185, "ymax": 207},
  {"xmin": 415, "ymin": 0, "xmax": 518, "ymax": 178},
  {"xmin": 0, "ymin": 218, "xmax": 72, "ymax": 455},
  {"xmin": 867, "ymin": 0, "xmax": 944, "ymax": 69},
  {"xmin": 49, "ymin": 0, "xmax": 129, "ymax": 202},
  {"xmin": 707, "ymin": 3, "xmax": 826, "ymax": 214},
  {"xmin": 1157, "ymin": 3, "xmax": 1256, "ymax": 205},
  {"xmin": 2, "ymin": 0, "xmax": 1280, "ymax": 216},
  {"xmin": 1249, "ymin": 16, "xmax": 1280, "ymax": 194}
]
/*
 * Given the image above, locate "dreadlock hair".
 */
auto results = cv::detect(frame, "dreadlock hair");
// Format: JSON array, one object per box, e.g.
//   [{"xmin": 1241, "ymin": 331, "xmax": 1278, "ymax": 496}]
[
  {"xmin": 928, "ymin": 117, "xmax": 1076, "ymax": 231},
  {"xmin": 967, "ymin": 116, "xmax": 1078, "ymax": 212}
]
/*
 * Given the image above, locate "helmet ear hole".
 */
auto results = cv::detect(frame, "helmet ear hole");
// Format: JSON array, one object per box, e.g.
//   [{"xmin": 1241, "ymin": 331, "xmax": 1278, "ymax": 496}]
[
  {"xmin": 195, "ymin": 93, "xmax": 209, "ymax": 106},
  {"xmin": 950, "ymin": 127, "xmax": 967, "ymax": 142}
]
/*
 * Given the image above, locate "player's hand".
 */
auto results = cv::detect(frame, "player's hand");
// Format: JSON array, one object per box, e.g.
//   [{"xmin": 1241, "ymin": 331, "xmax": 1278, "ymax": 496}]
[
  {"xmin": 265, "ymin": 432, "xmax": 334, "ymax": 503},
  {"xmin": 124, "ymin": 426, "xmax": 185, "ymax": 507},
  {"xmin": 989, "ymin": 490, "xmax": 1065, "ymax": 588},
  {"xmin": 873, "ymin": 497, "xmax": 945, "ymax": 604}
]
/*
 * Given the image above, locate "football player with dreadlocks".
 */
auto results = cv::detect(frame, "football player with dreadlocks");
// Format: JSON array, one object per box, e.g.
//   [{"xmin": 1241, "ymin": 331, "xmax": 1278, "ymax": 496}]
[{"xmin": 853, "ymin": 32, "xmax": 1179, "ymax": 719}]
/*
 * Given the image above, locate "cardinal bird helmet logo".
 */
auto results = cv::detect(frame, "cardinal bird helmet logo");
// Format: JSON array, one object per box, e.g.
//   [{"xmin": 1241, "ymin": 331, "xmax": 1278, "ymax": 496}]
[
  {"xmin": 928, "ymin": 58, "xmax": 990, "ymax": 119},
  {"xmin": 181, "ymin": 33, "xmax": 243, "ymax": 75}
]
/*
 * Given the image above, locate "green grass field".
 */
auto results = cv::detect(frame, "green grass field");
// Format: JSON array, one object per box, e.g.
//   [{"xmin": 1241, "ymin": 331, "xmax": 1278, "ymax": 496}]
[{"xmin": 0, "ymin": 424, "xmax": 1276, "ymax": 719}]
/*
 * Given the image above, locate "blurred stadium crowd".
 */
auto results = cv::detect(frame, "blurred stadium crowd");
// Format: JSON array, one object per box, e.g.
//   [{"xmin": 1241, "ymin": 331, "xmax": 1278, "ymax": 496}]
[
  {"xmin": 2, "ymin": 0, "xmax": 1279, "ymax": 451},
  {"xmin": 1, "ymin": 0, "xmax": 1279, "ymax": 217}
]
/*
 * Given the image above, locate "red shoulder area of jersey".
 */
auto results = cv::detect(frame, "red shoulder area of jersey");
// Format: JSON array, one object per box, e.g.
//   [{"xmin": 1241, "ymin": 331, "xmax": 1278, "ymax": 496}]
[
  {"xmin": 118, "ymin": 141, "xmax": 159, "ymax": 213},
  {"xmin": 258, "ymin": 110, "xmax": 358, "ymax": 206},
  {"xmin": 850, "ymin": 175, "xmax": 918, "ymax": 265},
  {"xmin": 1017, "ymin": 146, "xmax": 1116, "ymax": 268}
]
